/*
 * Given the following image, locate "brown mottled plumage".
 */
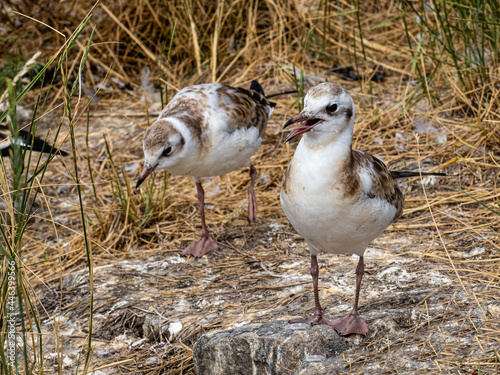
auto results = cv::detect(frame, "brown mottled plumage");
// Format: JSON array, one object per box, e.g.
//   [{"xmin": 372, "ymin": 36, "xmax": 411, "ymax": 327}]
[
  {"xmin": 340, "ymin": 150, "xmax": 404, "ymax": 220},
  {"xmin": 218, "ymin": 85, "xmax": 272, "ymax": 137},
  {"xmin": 143, "ymin": 120, "xmax": 185, "ymax": 151},
  {"xmin": 158, "ymin": 100, "xmax": 207, "ymax": 144},
  {"xmin": 305, "ymin": 82, "xmax": 346, "ymax": 100}
]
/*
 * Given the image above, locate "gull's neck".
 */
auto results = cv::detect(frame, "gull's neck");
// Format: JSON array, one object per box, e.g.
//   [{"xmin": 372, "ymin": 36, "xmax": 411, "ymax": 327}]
[
  {"xmin": 292, "ymin": 124, "xmax": 355, "ymax": 182},
  {"xmin": 302, "ymin": 123, "xmax": 353, "ymax": 156}
]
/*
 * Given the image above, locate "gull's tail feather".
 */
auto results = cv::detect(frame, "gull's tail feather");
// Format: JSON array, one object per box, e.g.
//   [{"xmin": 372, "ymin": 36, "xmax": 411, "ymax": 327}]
[
  {"xmin": 0, "ymin": 126, "xmax": 68, "ymax": 157},
  {"xmin": 390, "ymin": 170, "xmax": 446, "ymax": 179},
  {"xmin": 250, "ymin": 80, "xmax": 265, "ymax": 96},
  {"xmin": 21, "ymin": 131, "xmax": 69, "ymax": 156}
]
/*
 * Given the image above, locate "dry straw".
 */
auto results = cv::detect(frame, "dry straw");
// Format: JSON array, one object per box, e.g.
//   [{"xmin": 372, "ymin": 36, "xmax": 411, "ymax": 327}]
[{"xmin": 0, "ymin": 0, "xmax": 499, "ymax": 374}]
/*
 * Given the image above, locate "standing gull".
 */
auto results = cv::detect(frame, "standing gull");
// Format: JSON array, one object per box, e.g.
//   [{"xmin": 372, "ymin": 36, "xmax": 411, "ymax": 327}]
[
  {"xmin": 280, "ymin": 82, "xmax": 444, "ymax": 335},
  {"xmin": 136, "ymin": 81, "xmax": 275, "ymax": 257}
]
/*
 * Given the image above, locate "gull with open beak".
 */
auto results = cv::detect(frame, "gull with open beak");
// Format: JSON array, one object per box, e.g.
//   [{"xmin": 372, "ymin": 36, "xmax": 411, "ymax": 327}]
[
  {"xmin": 280, "ymin": 82, "xmax": 444, "ymax": 335},
  {"xmin": 136, "ymin": 81, "xmax": 275, "ymax": 257}
]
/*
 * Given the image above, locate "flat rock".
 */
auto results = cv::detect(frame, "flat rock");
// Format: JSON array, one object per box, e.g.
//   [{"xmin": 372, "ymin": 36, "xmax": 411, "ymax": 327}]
[{"xmin": 193, "ymin": 320, "xmax": 362, "ymax": 375}]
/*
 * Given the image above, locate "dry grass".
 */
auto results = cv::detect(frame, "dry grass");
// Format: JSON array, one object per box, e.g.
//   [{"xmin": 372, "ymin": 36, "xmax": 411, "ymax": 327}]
[{"xmin": 0, "ymin": 0, "xmax": 499, "ymax": 374}]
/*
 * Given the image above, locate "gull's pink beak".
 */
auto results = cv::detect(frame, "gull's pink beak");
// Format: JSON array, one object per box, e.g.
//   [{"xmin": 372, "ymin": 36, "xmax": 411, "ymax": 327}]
[
  {"xmin": 136, "ymin": 165, "xmax": 156, "ymax": 189},
  {"xmin": 283, "ymin": 112, "xmax": 307, "ymax": 129},
  {"xmin": 283, "ymin": 113, "xmax": 324, "ymax": 143}
]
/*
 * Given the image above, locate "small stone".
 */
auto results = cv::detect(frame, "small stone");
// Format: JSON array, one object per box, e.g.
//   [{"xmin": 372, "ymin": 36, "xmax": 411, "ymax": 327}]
[
  {"xmin": 296, "ymin": 358, "xmax": 343, "ymax": 375},
  {"xmin": 131, "ymin": 337, "xmax": 148, "ymax": 348},
  {"xmin": 168, "ymin": 321, "xmax": 183, "ymax": 340},
  {"xmin": 470, "ymin": 247, "xmax": 485, "ymax": 256},
  {"xmin": 305, "ymin": 354, "xmax": 326, "ymax": 362}
]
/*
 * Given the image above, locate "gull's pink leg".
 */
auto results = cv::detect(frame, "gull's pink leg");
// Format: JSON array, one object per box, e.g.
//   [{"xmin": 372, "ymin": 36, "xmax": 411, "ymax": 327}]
[
  {"xmin": 290, "ymin": 255, "xmax": 369, "ymax": 336},
  {"xmin": 330, "ymin": 256, "xmax": 369, "ymax": 335},
  {"xmin": 247, "ymin": 164, "xmax": 258, "ymax": 223},
  {"xmin": 289, "ymin": 255, "xmax": 333, "ymax": 326},
  {"xmin": 181, "ymin": 181, "xmax": 219, "ymax": 257}
]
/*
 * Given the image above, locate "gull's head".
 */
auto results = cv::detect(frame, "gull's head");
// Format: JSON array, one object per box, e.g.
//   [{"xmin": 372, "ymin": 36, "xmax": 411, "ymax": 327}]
[
  {"xmin": 283, "ymin": 82, "xmax": 355, "ymax": 143},
  {"xmin": 136, "ymin": 119, "xmax": 185, "ymax": 188}
]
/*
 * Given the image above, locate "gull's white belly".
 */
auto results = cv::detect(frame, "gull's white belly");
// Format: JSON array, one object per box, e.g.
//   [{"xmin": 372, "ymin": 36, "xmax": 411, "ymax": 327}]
[
  {"xmin": 280, "ymin": 165, "xmax": 396, "ymax": 256},
  {"xmin": 170, "ymin": 127, "xmax": 261, "ymax": 178}
]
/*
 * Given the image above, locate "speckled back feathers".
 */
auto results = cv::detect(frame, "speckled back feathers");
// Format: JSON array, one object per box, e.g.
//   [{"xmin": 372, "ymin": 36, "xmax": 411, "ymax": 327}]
[
  {"xmin": 157, "ymin": 83, "xmax": 274, "ymax": 142},
  {"xmin": 341, "ymin": 150, "xmax": 403, "ymax": 222}
]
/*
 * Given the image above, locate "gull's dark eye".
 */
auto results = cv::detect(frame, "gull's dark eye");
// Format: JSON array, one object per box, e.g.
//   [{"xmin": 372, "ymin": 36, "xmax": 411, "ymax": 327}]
[
  {"xmin": 162, "ymin": 146, "xmax": 172, "ymax": 156},
  {"xmin": 326, "ymin": 103, "xmax": 338, "ymax": 113}
]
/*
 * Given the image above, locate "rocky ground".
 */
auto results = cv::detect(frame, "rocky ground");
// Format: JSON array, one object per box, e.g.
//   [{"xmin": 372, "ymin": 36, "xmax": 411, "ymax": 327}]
[{"xmin": 35, "ymin": 203, "xmax": 496, "ymax": 374}]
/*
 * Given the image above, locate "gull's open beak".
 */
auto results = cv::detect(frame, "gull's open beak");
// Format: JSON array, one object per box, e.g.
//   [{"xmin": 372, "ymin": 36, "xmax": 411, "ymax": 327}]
[
  {"xmin": 283, "ymin": 113, "xmax": 324, "ymax": 143},
  {"xmin": 283, "ymin": 113, "xmax": 307, "ymax": 129},
  {"xmin": 136, "ymin": 164, "xmax": 156, "ymax": 189}
]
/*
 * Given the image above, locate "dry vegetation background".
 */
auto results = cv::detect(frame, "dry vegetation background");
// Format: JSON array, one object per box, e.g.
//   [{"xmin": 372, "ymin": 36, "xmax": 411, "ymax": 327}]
[{"xmin": 0, "ymin": 0, "xmax": 499, "ymax": 374}]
